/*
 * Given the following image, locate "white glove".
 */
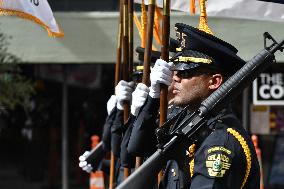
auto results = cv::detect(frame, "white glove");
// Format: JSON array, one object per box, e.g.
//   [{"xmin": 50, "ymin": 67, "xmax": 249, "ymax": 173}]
[
  {"xmin": 79, "ymin": 151, "xmax": 93, "ymax": 173},
  {"xmin": 107, "ymin": 95, "xmax": 117, "ymax": 115},
  {"xmin": 149, "ymin": 59, "xmax": 174, "ymax": 98},
  {"xmin": 131, "ymin": 83, "xmax": 150, "ymax": 116},
  {"xmin": 115, "ymin": 80, "xmax": 135, "ymax": 110}
]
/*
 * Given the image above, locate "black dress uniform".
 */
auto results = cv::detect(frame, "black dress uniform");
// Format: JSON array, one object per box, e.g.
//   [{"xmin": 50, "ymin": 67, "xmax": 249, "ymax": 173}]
[
  {"xmin": 158, "ymin": 106, "xmax": 260, "ymax": 189},
  {"xmin": 188, "ymin": 107, "xmax": 260, "ymax": 189},
  {"xmin": 101, "ymin": 108, "xmax": 117, "ymax": 152},
  {"xmin": 127, "ymin": 96, "xmax": 160, "ymax": 157},
  {"xmin": 114, "ymin": 112, "xmax": 137, "ymax": 185},
  {"xmin": 111, "ymin": 108, "xmax": 124, "ymax": 158},
  {"xmin": 85, "ymin": 108, "xmax": 117, "ymax": 172},
  {"xmin": 126, "ymin": 92, "xmax": 187, "ymax": 189}
]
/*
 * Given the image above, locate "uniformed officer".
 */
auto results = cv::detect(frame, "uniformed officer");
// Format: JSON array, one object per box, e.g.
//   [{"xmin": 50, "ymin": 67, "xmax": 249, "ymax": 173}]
[
  {"xmin": 119, "ymin": 46, "xmax": 162, "ymax": 171},
  {"xmin": 128, "ymin": 23, "xmax": 260, "ymax": 189},
  {"xmin": 78, "ymin": 80, "xmax": 134, "ymax": 173},
  {"xmin": 166, "ymin": 23, "xmax": 260, "ymax": 189}
]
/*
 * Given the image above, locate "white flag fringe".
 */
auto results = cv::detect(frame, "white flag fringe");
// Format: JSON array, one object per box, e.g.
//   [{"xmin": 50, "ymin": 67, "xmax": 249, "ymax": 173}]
[
  {"xmin": 0, "ymin": 0, "xmax": 64, "ymax": 37},
  {"xmin": 134, "ymin": 0, "xmax": 284, "ymax": 22}
]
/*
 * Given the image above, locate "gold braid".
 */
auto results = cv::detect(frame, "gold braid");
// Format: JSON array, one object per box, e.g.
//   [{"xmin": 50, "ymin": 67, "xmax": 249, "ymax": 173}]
[
  {"xmin": 187, "ymin": 128, "xmax": 251, "ymax": 188},
  {"xmin": 227, "ymin": 128, "xmax": 252, "ymax": 189},
  {"xmin": 188, "ymin": 144, "xmax": 196, "ymax": 177}
]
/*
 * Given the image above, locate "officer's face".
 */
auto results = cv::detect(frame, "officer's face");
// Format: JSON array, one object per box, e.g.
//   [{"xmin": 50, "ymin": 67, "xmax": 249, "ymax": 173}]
[{"xmin": 172, "ymin": 68, "xmax": 213, "ymax": 109}]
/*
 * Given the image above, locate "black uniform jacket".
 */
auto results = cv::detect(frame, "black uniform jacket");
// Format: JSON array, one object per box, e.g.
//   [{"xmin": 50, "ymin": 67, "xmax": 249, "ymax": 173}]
[
  {"xmin": 127, "ymin": 96, "xmax": 161, "ymax": 157},
  {"xmin": 160, "ymin": 107, "xmax": 260, "ymax": 189}
]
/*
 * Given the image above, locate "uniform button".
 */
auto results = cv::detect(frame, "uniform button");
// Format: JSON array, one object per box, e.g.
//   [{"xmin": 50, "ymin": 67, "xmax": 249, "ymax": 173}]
[{"xmin": 171, "ymin": 169, "xmax": 176, "ymax": 177}]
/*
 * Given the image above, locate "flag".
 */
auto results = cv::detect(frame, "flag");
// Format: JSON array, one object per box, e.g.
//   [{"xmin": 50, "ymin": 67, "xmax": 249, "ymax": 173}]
[
  {"xmin": 0, "ymin": 0, "xmax": 64, "ymax": 37},
  {"xmin": 134, "ymin": 0, "xmax": 284, "ymax": 22},
  {"xmin": 258, "ymin": 0, "xmax": 284, "ymax": 4}
]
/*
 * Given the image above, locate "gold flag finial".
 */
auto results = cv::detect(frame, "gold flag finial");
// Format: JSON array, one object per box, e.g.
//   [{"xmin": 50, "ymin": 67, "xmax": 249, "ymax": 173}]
[{"xmin": 198, "ymin": 0, "xmax": 213, "ymax": 35}]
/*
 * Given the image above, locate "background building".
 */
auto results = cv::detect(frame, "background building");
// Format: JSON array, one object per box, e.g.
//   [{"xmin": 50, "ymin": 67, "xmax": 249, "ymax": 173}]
[{"xmin": 0, "ymin": 0, "xmax": 284, "ymax": 189}]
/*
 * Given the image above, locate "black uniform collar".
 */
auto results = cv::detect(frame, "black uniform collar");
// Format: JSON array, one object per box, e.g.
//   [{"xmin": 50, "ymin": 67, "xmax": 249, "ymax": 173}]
[{"xmin": 207, "ymin": 104, "xmax": 233, "ymax": 128}]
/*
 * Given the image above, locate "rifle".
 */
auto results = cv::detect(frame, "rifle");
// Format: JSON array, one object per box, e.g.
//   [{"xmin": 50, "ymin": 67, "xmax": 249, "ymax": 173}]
[
  {"xmin": 116, "ymin": 32, "xmax": 284, "ymax": 189},
  {"xmin": 84, "ymin": 141, "xmax": 105, "ymax": 171}
]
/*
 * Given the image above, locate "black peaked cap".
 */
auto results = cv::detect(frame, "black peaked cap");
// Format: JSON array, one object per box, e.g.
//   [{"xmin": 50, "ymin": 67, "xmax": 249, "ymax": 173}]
[{"xmin": 172, "ymin": 23, "xmax": 246, "ymax": 76}]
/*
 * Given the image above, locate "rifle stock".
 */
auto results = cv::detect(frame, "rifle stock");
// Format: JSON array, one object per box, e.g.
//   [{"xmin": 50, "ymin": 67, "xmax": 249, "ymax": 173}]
[
  {"xmin": 85, "ymin": 141, "xmax": 106, "ymax": 171},
  {"xmin": 116, "ymin": 34, "xmax": 284, "ymax": 189}
]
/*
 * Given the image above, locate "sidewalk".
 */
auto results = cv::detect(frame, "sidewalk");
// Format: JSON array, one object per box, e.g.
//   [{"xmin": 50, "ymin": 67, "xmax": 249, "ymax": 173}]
[{"xmin": 0, "ymin": 164, "xmax": 88, "ymax": 189}]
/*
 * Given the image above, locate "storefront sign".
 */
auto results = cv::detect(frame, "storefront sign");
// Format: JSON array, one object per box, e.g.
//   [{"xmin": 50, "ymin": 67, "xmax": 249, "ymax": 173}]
[
  {"xmin": 253, "ymin": 72, "xmax": 284, "ymax": 105},
  {"xmin": 250, "ymin": 105, "xmax": 270, "ymax": 134}
]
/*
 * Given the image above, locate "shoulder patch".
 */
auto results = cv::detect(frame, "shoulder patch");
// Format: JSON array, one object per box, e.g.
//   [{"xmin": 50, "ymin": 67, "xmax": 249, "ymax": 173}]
[{"xmin": 206, "ymin": 146, "xmax": 232, "ymax": 177}]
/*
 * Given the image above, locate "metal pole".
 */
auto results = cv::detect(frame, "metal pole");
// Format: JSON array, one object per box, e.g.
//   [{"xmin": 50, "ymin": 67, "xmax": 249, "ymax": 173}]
[
  {"xmin": 62, "ymin": 66, "xmax": 69, "ymax": 189},
  {"xmin": 242, "ymin": 87, "xmax": 249, "ymax": 131}
]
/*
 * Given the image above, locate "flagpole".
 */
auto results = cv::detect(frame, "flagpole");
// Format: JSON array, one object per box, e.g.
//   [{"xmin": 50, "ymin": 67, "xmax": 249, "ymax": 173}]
[
  {"xmin": 160, "ymin": 0, "xmax": 170, "ymax": 128},
  {"xmin": 115, "ymin": 1, "xmax": 123, "ymax": 87},
  {"xmin": 109, "ymin": 1, "xmax": 123, "ymax": 188},
  {"xmin": 61, "ymin": 67, "xmax": 69, "ymax": 189},
  {"xmin": 122, "ymin": 0, "xmax": 131, "ymax": 179},
  {"xmin": 158, "ymin": 0, "xmax": 170, "ymax": 183},
  {"xmin": 141, "ymin": 0, "xmax": 155, "ymax": 86},
  {"xmin": 134, "ymin": 0, "xmax": 156, "ymax": 170},
  {"xmin": 129, "ymin": 0, "xmax": 134, "ymax": 78}
]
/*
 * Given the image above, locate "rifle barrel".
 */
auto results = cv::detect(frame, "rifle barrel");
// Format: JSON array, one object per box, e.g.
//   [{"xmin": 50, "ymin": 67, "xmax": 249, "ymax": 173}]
[{"xmin": 116, "ymin": 149, "xmax": 166, "ymax": 189}]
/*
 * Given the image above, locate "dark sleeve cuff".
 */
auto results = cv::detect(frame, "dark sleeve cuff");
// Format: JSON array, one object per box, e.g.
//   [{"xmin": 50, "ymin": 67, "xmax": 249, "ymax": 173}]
[{"xmin": 127, "ymin": 96, "xmax": 160, "ymax": 157}]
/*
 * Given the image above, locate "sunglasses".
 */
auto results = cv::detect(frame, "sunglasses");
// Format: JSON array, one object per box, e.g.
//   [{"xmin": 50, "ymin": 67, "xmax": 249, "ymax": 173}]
[{"xmin": 175, "ymin": 69, "xmax": 213, "ymax": 79}]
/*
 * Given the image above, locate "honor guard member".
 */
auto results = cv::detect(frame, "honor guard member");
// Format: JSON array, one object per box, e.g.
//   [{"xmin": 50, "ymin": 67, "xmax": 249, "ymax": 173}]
[
  {"xmin": 127, "ymin": 45, "xmax": 184, "ymax": 157},
  {"xmin": 159, "ymin": 23, "xmax": 260, "ymax": 189},
  {"xmin": 78, "ymin": 81, "xmax": 135, "ymax": 176},
  {"xmin": 119, "ymin": 46, "xmax": 161, "ymax": 167},
  {"xmin": 117, "ymin": 46, "xmax": 162, "ymax": 183},
  {"xmin": 78, "ymin": 94, "xmax": 118, "ymax": 173}
]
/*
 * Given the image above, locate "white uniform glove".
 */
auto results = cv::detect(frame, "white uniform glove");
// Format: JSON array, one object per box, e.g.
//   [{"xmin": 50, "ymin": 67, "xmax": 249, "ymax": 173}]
[
  {"xmin": 79, "ymin": 151, "xmax": 93, "ymax": 173},
  {"xmin": 107, "ymin": 95, "xmax": 117, "ymax": 115},
  {"xmin": 115, "ymin": 80, "xmax": 135, "ymax": 110},
  {"xmin": 149, "ymin": 59, "xmax": 174, "ymax": 98},
  {"xmin": 131, "ymin": 83, "xmax": 150, "ymax": 116}
]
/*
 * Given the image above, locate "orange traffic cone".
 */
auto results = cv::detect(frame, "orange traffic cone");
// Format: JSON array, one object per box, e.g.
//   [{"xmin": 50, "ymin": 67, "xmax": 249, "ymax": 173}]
[
  {"xmin": 90, "ymin": 171, "xmax": 105, "ymax": 189},
  {"xmin": 90, "ymin": 135, "xmax": 105, "ymax": 189},
  {"xmin": 252, "ymin": 134, "xmax": 264, "ymax": 189}
]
